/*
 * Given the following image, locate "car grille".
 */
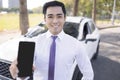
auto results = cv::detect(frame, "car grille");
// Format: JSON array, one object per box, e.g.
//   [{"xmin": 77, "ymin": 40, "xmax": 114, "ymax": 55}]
[{"xmin": 0, "ymin": 59, "xmax": 13, "ymax": 79}]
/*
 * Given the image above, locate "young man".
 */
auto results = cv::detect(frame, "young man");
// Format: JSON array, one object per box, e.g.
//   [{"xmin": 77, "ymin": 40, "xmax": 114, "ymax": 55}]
[{"xmin": 10, "ymin": 1, "xmax": 94, "ymax": 80}]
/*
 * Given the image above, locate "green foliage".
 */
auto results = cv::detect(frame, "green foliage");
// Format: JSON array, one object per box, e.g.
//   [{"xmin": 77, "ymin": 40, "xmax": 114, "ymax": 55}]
[
  {"xmin": 58, "ymin": 0, "xmax": 74, "ymax": 15},
  {"xmin": 78, "ymin": 0, "xmax": 92, "ymax": 17},
  {"xmin": 116, "ymin": 0, "xmax": 120, "ymax": 11},
  {"xmin": 59, "ymin": 0, "xmax": 120, "ymax": 19}
]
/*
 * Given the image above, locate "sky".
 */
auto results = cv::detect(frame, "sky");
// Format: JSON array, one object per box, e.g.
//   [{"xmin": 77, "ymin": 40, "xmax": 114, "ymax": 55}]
[
  {"xmin": 2, "ymin": 0, "xmax": 8, "ymax": 8},
  {"xmin": 27, "ymin": 0, "xmax": 53, "ymax": 9},
  {"xmin": 2, "ymin": 0, "xmax": 53, "ymax": 9}
]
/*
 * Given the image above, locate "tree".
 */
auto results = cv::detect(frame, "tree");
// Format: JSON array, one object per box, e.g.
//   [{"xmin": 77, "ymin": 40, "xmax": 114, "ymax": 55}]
[
  {"xmin": 92, "ymin": 0, "xmax": 96, "ymax": 23},
  {"xmin": 59, "ymin": 0, "xmax": 73, "ymax": 15},
  {"xmin": 111, "ymin": 0, "xmax": 116, "ymax": 25},
  {"xmin": 73, "ymin": 0, "xmax": 79, "ymax": 16},
  {"xmin": 59, "ymin": 0, "xmax": 120, "ymax": 21},
  {"xmin": 19, "ymin": 0, "xmax": 29, "ymax": 35},
  {"xmin": 78, "ymin": 0, "xmax": 92, "ymax": 17}
]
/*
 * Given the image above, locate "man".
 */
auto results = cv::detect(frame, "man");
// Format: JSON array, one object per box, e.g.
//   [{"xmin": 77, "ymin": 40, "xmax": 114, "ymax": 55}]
[{"xmin": 9, "ymin": 1, "xmax": 94, "ymax": 80}]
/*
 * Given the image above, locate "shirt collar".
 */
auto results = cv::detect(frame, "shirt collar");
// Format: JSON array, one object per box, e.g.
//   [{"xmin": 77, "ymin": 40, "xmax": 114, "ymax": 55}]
[{"xmin": 46, "ymin": 30, "xmax": 65, "ymax": 40}]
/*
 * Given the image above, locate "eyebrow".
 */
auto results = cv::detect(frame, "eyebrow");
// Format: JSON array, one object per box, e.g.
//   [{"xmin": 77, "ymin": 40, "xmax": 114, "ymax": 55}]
[{"xmin": 47, "ymin": 13, "xmax": 63, "ymax": 16}]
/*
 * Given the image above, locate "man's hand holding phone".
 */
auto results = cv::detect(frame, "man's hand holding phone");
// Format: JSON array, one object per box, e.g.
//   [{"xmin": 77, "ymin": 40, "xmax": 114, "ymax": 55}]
[{"xmin": 9, "ymin": 41, "xmax": 35, "ymax": 79}]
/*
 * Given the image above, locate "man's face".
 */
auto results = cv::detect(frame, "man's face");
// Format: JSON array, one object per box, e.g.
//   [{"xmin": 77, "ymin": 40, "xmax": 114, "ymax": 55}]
[{"xmin": 44, "ymin": 6, "xmax": 66, "ymax": 35}]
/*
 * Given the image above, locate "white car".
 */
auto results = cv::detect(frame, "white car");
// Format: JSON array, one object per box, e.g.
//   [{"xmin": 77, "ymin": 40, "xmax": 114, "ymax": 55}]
[{"xmin": 0, "ymin": 16, "xmax": 100, "ymax": 80}]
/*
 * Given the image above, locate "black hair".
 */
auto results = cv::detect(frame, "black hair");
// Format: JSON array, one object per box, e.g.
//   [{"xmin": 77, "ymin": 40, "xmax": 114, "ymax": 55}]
[{"xmin": 43, "ymin": 1, "xmax": 66, "ymax": 17}]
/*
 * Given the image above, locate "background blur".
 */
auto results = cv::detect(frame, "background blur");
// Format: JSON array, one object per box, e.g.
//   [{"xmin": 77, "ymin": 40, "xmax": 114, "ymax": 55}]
[
  {"xmin": 0, "ymin": 1, "xmax": 120, "ymax": 80},
  {"xmin": 0, "ymin": 0, "xmax": 120, "ymax": 32}
]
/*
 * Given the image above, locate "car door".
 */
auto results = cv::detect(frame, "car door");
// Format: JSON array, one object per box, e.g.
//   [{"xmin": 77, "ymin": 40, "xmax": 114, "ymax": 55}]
[
  {"xmin": 72, "ymin": 21, "xmax": 97, "ymax": 80},
  {"xmin": 81, "ymin": 21, "xmax": 98, "ymax": 59}
]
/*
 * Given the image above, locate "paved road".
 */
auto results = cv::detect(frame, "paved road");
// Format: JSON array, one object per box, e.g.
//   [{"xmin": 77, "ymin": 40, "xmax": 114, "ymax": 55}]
[{"xmin": 92, "ymin": 27, "xmax": 120, "ymax": 80}]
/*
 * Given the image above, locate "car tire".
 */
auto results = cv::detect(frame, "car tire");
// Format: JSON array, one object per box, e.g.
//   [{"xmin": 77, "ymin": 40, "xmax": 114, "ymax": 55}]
[{"xmin": 92, "ymin": 40, "xmax": 100, "ymax": 60}]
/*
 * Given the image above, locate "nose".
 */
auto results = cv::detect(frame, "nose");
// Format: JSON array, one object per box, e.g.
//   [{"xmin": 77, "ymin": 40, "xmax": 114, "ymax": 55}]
[{"xmin": 53, "ymin": 17, "xmax": 58, "ymax": 24}]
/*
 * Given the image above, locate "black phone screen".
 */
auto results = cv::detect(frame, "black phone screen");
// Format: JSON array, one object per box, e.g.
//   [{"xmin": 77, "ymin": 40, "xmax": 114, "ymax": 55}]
[{"xmin": 17, "ymin": 41, "xmax": 35, "ymax": 77}]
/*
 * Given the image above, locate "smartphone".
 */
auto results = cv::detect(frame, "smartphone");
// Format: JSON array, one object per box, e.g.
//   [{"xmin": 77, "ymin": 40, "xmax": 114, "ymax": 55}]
[{"xmin": 17, "ymin": 41, "xmax": 35, "ymax": 77}]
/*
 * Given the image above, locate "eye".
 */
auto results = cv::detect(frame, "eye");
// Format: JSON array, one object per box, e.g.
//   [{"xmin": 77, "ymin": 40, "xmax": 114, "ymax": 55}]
[
  {"xmin": 47, "ymin": 15, "xmax": 53, "ymax": 18},
  {"xmin": 48, "ymin": 16, "xmax": 53, "ymax": 18},
  {"xmin": 57, "ymin": 15, "xmax": 62, "ymax": 18}
]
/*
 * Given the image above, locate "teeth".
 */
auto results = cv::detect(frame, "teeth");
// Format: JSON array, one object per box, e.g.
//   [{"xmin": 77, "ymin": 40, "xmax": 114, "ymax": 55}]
[{"xmin": 53, "ymin": 26, "xmax": 58, "ymax": 28}]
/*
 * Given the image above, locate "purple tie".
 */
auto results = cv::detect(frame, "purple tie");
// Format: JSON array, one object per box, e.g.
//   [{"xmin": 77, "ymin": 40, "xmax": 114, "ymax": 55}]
[{"xmin": 48, "ymin": 36, "xmax": 57, "ymax": 80}]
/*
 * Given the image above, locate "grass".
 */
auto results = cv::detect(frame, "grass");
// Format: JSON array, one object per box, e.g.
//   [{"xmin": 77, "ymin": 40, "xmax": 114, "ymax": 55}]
[
  {"xmin": 0, "ymin": 13, "xmax": 44, "ymax": 31},
  {"xmin": 0, "ymin": 13, "xmax": 19, "ymax": 31}
]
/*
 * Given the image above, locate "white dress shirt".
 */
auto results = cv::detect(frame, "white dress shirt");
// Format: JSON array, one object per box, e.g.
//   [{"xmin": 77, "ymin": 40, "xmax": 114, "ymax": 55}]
[{"xmin": 33, "ymin": 30, "xmax": 94, "ymax": 80}]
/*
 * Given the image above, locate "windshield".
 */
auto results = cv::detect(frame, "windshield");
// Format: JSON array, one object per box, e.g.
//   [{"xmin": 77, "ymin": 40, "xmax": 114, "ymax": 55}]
[
  {"xmin": 63, "ymin": 22, "xmax": 79, "ymax": 38},
  {"xmin": 25, "ymin": 23, "xmax": 47, "ymax": 38}
]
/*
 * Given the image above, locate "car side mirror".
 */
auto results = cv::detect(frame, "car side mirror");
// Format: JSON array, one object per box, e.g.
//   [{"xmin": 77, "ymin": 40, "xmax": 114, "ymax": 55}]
[{"xmin": 85, "ymin": 34, "xmax": 97, "ymax": 43}]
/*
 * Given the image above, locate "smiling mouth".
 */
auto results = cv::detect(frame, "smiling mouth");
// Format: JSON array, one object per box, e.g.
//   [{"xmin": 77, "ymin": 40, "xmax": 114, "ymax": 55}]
[
  {"xmin": 51, "ymin": 24, "xmax": 59, "ymax": 28},
  {"xmin": 53, "ymin": 26, "xmax": 59, "ymax": 28}
]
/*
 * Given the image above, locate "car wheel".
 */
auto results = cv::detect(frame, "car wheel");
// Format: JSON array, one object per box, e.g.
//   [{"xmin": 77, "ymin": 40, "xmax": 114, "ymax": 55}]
[{"xmin": 92, "ymin": 40, "xmax": 100, "ymax": 60}]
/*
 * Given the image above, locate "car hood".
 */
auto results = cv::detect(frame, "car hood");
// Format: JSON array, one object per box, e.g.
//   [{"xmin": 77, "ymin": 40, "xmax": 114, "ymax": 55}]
[
  {"xmin": 0, "ymin": 36, "xmax": 28, "ymax": 62},
  {"xmin": 0, "ymin": 25, "xmax": 45, "ymax": 62}
]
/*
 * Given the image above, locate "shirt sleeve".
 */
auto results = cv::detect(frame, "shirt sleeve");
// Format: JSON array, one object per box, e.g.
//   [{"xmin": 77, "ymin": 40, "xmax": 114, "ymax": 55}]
[{"xmin": 75, "ymin": 42, "xmax": 94, "ymax": 80}]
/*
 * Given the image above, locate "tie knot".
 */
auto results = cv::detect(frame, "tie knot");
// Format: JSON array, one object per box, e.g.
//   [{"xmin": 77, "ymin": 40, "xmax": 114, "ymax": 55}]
[{"xmin": 51, "ymin": 36, "xmax": 57, "ymax": 40}]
